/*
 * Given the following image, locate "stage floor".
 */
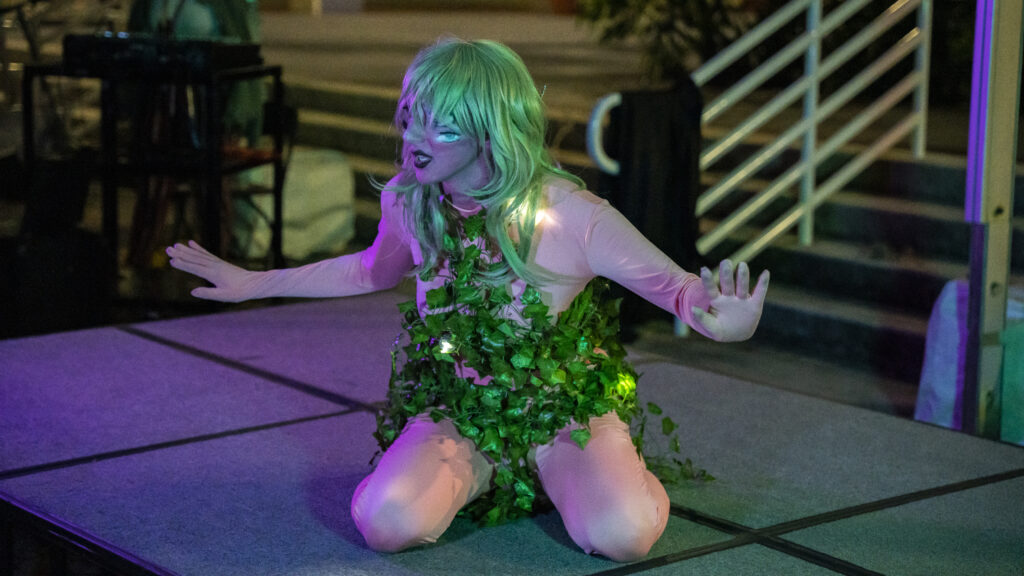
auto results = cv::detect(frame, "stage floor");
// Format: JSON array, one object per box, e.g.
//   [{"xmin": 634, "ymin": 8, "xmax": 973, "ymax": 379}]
[{"xmin": 2, "ymin": 292, "xmax": 1023, "ymax": 575}]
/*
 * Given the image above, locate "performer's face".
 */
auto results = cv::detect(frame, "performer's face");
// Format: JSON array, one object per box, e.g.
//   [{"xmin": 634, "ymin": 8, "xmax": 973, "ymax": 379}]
[{"xmin": 400, "ymin": 104, "xmax": 490, "ymax": 195}]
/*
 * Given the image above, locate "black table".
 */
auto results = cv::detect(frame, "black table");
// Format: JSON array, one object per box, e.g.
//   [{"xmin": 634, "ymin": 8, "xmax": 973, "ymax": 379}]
[{"xmin": 22, "ymin": 43, "xmax": 285, "ymax": 270}]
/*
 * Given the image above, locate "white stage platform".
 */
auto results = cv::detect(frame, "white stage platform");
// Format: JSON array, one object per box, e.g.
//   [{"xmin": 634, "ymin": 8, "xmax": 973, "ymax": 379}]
[{"xmin": 2, "ymin": 291, "xmax": 1022, "ymax": 575}]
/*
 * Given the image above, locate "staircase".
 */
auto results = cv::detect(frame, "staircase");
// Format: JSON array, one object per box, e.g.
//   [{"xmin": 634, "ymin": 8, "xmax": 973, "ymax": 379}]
[{"xmin": 282, "ymin": 78, "xmax": 1023, "ymax": 386}]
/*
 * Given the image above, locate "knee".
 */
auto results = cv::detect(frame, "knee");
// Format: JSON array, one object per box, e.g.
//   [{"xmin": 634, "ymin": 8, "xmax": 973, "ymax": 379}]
[
  {"xmin": 573, "ymin": 474, "xmax": 669, "ymax": 562},
  {"xmin": 350, "ymin": 474, "xmax": 441, "ymax": 553},
  {"xmin": 584, "ymin": 506, "xmax": 664, "ymax": 562},
  {"xmin": 354, "ymin": 499, "xmax": 431, "ymax": 553}
]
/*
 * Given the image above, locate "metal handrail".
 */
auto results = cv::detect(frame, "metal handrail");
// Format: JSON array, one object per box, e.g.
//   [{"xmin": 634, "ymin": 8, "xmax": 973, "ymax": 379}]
[
  {"xmin": 698, "ymin": 27, "xmax": 924, "ymax": 240},
  {"xmin": 587, "ymin": 0, "xmax": 932, "ymax": 266}
]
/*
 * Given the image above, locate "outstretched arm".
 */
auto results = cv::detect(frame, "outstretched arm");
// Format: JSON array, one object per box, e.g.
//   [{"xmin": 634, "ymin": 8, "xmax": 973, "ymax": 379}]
[
  {"xmin": 580, "ymin": 197, "xmax": 768, "ymax": 342},
  {"xmin": 166, "ymin": 191, "xmax": 415, "ymax": 302}
]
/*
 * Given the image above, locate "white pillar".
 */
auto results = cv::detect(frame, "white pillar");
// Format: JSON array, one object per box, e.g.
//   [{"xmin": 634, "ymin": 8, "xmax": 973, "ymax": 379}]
[{"xmin": 963, "ymin": 0, "xmax": 1023, "ymax": 438}]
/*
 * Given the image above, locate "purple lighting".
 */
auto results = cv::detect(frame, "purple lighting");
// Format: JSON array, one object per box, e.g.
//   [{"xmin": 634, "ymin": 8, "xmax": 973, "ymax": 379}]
[{"xmin": 965, "ymin": 0, "xmax": 994, "ymax": 223}]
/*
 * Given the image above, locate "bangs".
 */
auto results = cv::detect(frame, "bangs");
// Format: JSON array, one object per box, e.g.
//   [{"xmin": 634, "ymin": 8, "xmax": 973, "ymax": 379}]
[
  {"xmin": 398, "ymin": 40, "xmax": 495, "ymax": 139},
  {"xmin": 387, "ymin": 37, "xmax": 584, "ymax": 287}
]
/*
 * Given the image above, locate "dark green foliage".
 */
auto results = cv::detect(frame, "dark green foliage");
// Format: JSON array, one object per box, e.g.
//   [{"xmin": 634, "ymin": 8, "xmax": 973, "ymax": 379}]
[{"xmin": 577, "ymin": 0, "xmax": 753, "ymax": 83}]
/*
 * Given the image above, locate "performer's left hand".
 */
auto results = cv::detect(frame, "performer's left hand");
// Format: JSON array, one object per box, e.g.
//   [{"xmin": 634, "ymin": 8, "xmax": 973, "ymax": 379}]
[{"xmin": 691, "ymin": 259, "xmax": 769, "ymax": 342}]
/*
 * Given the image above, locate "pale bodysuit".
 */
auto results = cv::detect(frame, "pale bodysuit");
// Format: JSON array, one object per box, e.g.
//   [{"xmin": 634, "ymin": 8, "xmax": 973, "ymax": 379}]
[{"xmin": 248, "ymin": 177, "xmax": 711, "ymax": 561}]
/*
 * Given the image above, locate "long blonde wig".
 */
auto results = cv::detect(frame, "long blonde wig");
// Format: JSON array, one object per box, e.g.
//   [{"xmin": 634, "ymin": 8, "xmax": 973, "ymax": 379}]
[{"xmin": 384, "ymin": 38, "xmax": 584, "ymax": 286}]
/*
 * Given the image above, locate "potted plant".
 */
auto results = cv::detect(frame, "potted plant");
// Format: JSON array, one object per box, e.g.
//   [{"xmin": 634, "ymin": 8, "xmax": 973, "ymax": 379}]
[{"xmin": 577, "ymin": 0, "xmax": 768, "ymax": 84}]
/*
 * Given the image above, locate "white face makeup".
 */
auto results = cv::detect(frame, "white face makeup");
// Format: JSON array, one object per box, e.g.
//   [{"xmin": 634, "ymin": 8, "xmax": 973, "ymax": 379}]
[{"xmin": 400, "ymin": 104, "xmax": 491, "ymax": 199}]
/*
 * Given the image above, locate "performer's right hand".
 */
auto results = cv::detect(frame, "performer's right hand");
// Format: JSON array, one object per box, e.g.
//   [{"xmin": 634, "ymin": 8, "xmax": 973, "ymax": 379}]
[{"xmin": 166, "ymin": 240, "xmax": 258, "ymax": 302}]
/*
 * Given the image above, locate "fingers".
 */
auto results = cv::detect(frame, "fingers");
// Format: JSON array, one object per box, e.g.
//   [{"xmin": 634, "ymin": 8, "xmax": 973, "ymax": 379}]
[
  {"xmin": 710, "ymin": 260, "xmax": 767, "ymax": 301},
  {"xmin": 700, "ymin": 266, "xmax": 719, "ymax": 299},
  {"xmin": 718, "ymin": 259, "xmax": 735, "ymax": 297},
  {"xmin": 188, "ymin": 240, "xmax": 216, "ymax": 257},
  {"xmin": 192, "ymin": 286, "xmax": 238, "ymax": 303},
  {"xmin": 751, "ymin": 269, "xmax": 770, "ymax": 303},
  {"xmin": 167, "ymin": 241, "xmax": 224, "ymax": 271},
  {"xmin": 167, "ymin": 246, "xmax": 210, "ymax": 275},
  {"xmin": 735, "ymin": 262, "xmax": 750, "ymax": 299}
]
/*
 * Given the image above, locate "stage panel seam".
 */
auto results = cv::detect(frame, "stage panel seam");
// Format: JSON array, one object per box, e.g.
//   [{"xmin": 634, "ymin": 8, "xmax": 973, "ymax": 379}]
[
  {"xmin": 670, "ymin": 504, "xmax": 882, "ymax": 575},
  {"xmin": 117, "ymin": 325, "xmax": 381, "ymax": 413},
  {"xmin": 0, "ymin": 409, "xmax": 358, "ymax": 481},
  {"xmin": 750, "ymin": 466, "xmax": 1024, "ymax": 538},
  {"xmin": 607, "ymin": 467, "xmax": 1024, "ymax": 576},
  {"xmin": 583, "ymin": 533, "xmax": 764, "ymax": 576}
]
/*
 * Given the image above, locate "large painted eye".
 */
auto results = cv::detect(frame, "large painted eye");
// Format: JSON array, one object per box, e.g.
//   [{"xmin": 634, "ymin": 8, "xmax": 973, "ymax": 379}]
[{"xmin": 436, "ymin": 131, "xmax": 460, "ymax": 143}]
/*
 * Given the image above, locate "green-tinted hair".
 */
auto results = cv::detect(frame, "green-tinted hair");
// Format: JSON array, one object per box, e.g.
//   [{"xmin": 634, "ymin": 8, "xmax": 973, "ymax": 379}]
[{"xmin": 384, "ymin": 38, "xmax": 584, "ymax": 286}]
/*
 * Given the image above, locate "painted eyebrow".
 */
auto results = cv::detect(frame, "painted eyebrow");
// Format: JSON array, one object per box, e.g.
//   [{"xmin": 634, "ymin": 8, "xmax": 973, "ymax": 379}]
[{"xmin": 432, "ymin": 116, "xmax": 461, "ymax": 131}]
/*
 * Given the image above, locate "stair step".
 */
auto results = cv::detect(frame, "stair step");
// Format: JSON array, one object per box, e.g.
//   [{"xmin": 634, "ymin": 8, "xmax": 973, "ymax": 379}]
[
  {"xmin": 756, "ymin": 283, "xmax": 927, "ymax": 383},
  {"xmin": 819, "ymin": 191, "xmax": 1024, "ymax": 270},
  {"xmin": 296, "ymin": 109, "xmax": 398, "ymax": 161},
  {"xmin": 287, "ymin": 80, "xmax": 399, "ymax": 122},
  {"xmin": 728, "ymin": 235, "xmax": 966, "ymax": 316},
  {"xmin": 766, "ymin": 283, "xmax": 928, "ymax": 335}
]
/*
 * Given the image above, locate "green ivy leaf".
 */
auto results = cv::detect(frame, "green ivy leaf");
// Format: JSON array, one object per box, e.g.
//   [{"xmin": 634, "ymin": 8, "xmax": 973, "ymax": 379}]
[
  {"xmin": 520, "ymin": 286, "xmax": 542, "ymax": 305},
  {"xmin": 443, "ymin": 233, "xmax": 459, "ymax": 253},
  {"xmin": 425, "ymin": 288, "xmax": 449, "ymax": 310},
  {"xmin": 456, "ymin": 285, "xmax": 484, "ymax": 306},
  {"xmin": 570, "ymin": 428, "xmax": 591, "ymax": 450},
  {"xmin": 510, "ymin": 346, "xmax": 535, "ymax": 369},
  {"xmin": 488, "ymin": 287, "xmax": 512, "ymax": 306},
  {"xmin": 497, "ymin": 322, "xmax": 515, "ymax": 338},
  {"xmin": 495, "ymin": 467, "xmax": 514, "ymax": 488},
  {"xmin": 464, "ymin": 214, "xmax": 485, "ymax": 239},
  {"xmin": 483, "ymin": 506, "xmax": 503, "ymax": 526},
  {"xmin": 661, "ymin": 416, "xmax": 678, "ymax": 436},
  {"xmin": 456, "ymin": 420, "xmax": 481, "ymax": 439},
  {"xmin": 424, "ymin": 314, "xmax": 444, "ymax": 334},
  {"xmin": 480, "ymin": 427, "xmax": 503, "ymax": 453}
]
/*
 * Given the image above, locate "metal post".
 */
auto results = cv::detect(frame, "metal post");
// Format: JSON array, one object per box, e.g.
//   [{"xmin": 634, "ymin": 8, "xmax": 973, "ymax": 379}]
[
  {"xmin": 271, "ymin": 70, "xmax": 285, "ymax": 268},
  {"xmin": 100, "ymin": 78, "xmax": 119, "ymax": 267},
  {"xmin": 913, "ymin": 0, "xmax": 932, "ymax": 157},
  {"xmin": 799, "ymin": 0, "xmax": 821, "ymax": 246},
  {"xmin": 962, "ymin": 0, "xmax": 1022, "ymax": 438}
]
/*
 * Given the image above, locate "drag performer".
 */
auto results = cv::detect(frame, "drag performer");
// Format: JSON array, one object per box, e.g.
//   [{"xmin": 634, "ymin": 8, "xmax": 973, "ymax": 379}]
[{"xmin": 166, "ymin": 38, "xmax": 769, "ymax": 562}]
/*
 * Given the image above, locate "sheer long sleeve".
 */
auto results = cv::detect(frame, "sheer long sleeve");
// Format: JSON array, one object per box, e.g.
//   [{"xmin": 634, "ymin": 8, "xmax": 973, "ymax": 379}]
[
  {"xmin": 242, "ymin": 190, "xmax": 414, "ymax": 298},
  {"xmin": 168, "ymin": 189, "xmax": 415, "ymax": 302},
  {"xmin": 579, "ymin": 198, "xmax": 713, "ymax": 336}
]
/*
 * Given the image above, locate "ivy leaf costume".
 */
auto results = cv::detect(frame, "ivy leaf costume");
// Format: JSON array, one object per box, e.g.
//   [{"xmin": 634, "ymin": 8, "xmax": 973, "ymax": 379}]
[
  {"xmin": 377, "ymin": 210, "xmax": 646, "ymax": 524},
  {"xmin": 373, "ymin": 182, "xmax": 714, "ymax": 525}
]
